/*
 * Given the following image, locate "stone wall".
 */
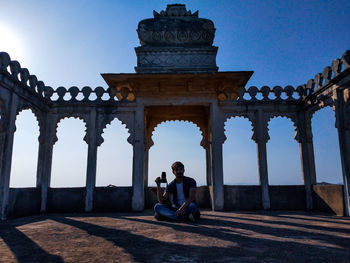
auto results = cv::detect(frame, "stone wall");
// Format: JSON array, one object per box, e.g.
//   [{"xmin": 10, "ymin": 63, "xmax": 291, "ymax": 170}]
[
  {"xmin": 7, "ymin": 188, "xmax": 41, "ymax": 219},
  {"xmin": 224, "ymin": 186, "xmax": 262, "ymax": 210},
  {"xmin": 313, "ymin": 184, "xmax": 344, "ymax": 216},
  {"xmin": 47, "ymin": 188, "xmax": 85, "ymax": 213},
  {"xmin": 93, "ymin": 187, "xmax": 132, "ymax": 212},
  {"xmin": 5, "ymin": 185, "xmax": 345, "ymax": 218},
  {"xmin": 269, "ymin": 185, "xmax": 306, "ymax": 210},
  {"xmin": 8, "ymin": 185, "xmax": 344, "ymax": 218}
]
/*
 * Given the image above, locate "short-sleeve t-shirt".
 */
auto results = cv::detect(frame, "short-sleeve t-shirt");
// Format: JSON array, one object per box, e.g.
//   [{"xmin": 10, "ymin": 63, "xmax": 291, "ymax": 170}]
[
  {"xmin": 176, "ymin": 182, "xmax": 186, "ymax": 206},
  {"xmin": 166, "ymin": 176, "xmax": 197, "ymax": 206}
]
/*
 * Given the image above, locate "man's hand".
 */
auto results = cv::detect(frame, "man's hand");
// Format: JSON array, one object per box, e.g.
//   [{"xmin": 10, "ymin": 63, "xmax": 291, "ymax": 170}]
[
  {"xmin": 176, "ymin": 206, "xmax": 185, "ymax": 217},
  {"xmin": 155, "ymin": 177, "xmax": 161, "ymax": 186}
]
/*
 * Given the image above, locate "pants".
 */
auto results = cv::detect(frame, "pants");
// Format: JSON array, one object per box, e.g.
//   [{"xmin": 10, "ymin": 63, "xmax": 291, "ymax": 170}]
[{"xmin": 154, "ymin": 202, "xmax": 198, "ymax": 221}]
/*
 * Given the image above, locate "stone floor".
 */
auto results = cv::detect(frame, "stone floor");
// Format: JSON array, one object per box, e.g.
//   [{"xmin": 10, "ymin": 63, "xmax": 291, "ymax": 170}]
[{"xmin": 0, "ymin": 210, "xmax": 349, "ymax": 263}]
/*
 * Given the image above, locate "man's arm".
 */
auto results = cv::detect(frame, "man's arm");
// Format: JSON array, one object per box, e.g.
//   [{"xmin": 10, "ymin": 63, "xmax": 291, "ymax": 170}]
[
  {"xmin": 155, "ymin": 177, "xmax": 169, "ymax": 204},
  {"xmin": 176, "ymin": 187, "xmax": 196, "ymax": 217}
]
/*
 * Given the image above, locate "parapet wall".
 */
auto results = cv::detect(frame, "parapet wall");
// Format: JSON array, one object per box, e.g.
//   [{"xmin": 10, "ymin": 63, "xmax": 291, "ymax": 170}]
[{"xmin": 6, "ymin": 185, "xmax": 345, "ymax": 219}]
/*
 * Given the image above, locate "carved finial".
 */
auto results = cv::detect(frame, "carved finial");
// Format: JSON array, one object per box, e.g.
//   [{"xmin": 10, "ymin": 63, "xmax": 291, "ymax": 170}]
[
  {"xmin": 153, "ymin": 10, "xmax": 160, "ymax": 17},
  {"xmin": 136, "ymin": 4, "xmax": 217, "ymax": 73},
  {"xmin": 151, "ymin": 4, "xmax": 199, "ymax": 18}
]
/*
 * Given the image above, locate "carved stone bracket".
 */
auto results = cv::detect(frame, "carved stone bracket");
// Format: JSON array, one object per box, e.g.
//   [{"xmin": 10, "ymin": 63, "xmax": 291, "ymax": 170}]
[
  {"xmin": 293, "ymin": 112, "xmax": 311, "ymax": 144},
  {"xmin": 114, "ymin": 112, "xmax": 135, "ymax": 145},
  {"xmin": 215, "ymin": 122, "xmax": 227, "ymax": 146},
  {"xmin": 111, "ymin": 82, "xmax": 135, "ymax": 102}
]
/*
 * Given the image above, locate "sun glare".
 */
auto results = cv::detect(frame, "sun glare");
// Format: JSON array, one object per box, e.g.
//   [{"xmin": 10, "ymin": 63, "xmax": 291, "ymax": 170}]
[{"xmin": 0, "ymin": 24, "xmax": 22, "ymax": 59}]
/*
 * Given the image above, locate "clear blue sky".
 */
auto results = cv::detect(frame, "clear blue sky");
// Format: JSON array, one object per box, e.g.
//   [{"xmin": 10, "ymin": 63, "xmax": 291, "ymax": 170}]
[{"xmin": 1, "ymin": 0, "xmax": 349, "ymax": 187}]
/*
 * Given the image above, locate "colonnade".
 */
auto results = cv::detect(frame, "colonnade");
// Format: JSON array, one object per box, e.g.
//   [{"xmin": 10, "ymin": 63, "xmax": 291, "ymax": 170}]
[{"xmin": 0, "ymin": 51, "xmax": 349, "ymax": 220}]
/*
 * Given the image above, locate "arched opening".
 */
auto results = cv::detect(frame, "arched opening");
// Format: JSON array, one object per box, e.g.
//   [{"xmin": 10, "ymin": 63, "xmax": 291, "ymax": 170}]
[
  {"xmin": 223, "ymin": 117, "xmax": 258, "ymax": 185},
  {"xmin": 10, "ymin": 109, "xmax": 39, "ymax": 187},
  {"xmin": 148, "ymin": 121, "xmax": 206, "ymax": 186},
  {"xmin": 50, "ymin": 118, "xmax": 88, "ymax": 187},
  {"xmin": 312, "ymin": 107, "xmax": 342, "ymax": 184},
  {"xmin": 267, "ymin": 116, "xmax": 302, "ymax": 185},
  {"xmin": 96, "ymin": 118, "xmax": 132, "ymax": 186}
]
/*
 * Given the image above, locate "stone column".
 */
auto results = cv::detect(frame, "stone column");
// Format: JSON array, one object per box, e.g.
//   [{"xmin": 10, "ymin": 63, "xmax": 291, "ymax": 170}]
[
  {"xmin": 85, "ymin": 108, "xmax": 98, "ymax": 212},
  {"xmin": 0, "ymin": 94, "xmax": 18, "ymax": 220},
  {"xmin": 253, "ymin": 109, "xmax": 271, "ymax": 210},
  {"xmin": 36, "ymin": 113, "xmax": 57, "ymax": 212},
  {"xmin": 295, "ymin": 111, "xmax": 316, "ymax": 210},
  {"xmin": 209, "ymin": 101, "xmax": 225, "ymax": 211},
  {"xmin": 206, "ymin": 146, "xmax": 212, "ymax": 186},
  {"xmin": 334, "ymin": 87, "xmax": 350, "ymax": 216},
  {"xmin": 131, "ymin": 105, "xmax": 145, "ymax": 211},
  {"xmin": 143, "ymin": 146, "xmax": 149, "ymax": 201}
]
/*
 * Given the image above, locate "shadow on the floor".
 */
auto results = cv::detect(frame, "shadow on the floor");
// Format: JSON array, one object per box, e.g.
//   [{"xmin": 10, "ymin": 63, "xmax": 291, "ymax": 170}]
[
  {"xmin": 121, "ymin": 214, "xmax": 350, "ymax": 249},
  {"xmin": 0, "ymin": 211, "xmax": 349, "ymax": 262},
  {"xmin": 202, "ymin": 212, "xmax": 350, "ymax": 235},
  {"xmin": 0, "ymin": 224, "xmax": 64, "ymax": 263},
  {"xmin": 53, "ymin": 214, "xmax": 349, "ymax": 262}
]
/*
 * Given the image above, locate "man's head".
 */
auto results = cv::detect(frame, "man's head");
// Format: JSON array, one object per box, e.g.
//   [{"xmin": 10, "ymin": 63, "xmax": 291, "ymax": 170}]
[{"xmin": 171, "ymin": 161, "xmax": 185, "ymax": 178}]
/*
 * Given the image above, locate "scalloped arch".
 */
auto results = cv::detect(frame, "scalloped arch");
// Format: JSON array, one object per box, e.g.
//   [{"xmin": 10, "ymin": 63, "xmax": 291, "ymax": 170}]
[
  {"xmin": 224, "ymin": 113, "xmax": 255, "ymax": 140},
  {"xmin": 267, "ymin": 113, "xmax": 299, "ymax": 142},
  {"xmin": 267, "ymin": 113, "xmax": 297, "ymax": 126},
  {"xmin": 308, "ymin": 103, "xmax": 335, "ymax": 130},
  {"xmin": 55, "ymin": 114, "xmax": 89, "ymax": 145},
  {"xmin": 308, "ymin": 98, "xmax": 334, "ymax": 120},
  {"xmin": 15, "ymin": 104, "xmax": 43, "ymax": 141},
  {"xmin": 99, "ymin": 114, "xmax": 133, "ymax": 146},
  {"xmin": 148, "ymin": 119, "xmax": 206, "ymax": 149}
]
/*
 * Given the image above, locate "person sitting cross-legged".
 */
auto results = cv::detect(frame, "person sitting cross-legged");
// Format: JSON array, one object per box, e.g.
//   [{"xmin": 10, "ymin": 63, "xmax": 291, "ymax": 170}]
[{"xmin": 154, "ymin": 161, "xmax": 200, "ymax": 222}]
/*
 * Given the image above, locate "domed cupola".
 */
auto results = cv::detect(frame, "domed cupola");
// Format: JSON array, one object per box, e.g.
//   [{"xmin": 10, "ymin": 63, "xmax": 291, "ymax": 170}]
[{"xmin": 135, "ymin": 4, "xmax": 218, "ymax": 73}]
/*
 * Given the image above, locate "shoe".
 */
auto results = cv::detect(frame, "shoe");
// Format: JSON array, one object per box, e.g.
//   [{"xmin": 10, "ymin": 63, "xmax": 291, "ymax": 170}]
[
  {"xmin": 188, "ymin": 213, "xmax": 195, "ymax": 222},
  {"xmin": 194, "ymin": 209, "xmax": 200, "ymax": 220},
  {"xmin": 154, "ymin": 212, "xmax": 161, "ymax": 220}
]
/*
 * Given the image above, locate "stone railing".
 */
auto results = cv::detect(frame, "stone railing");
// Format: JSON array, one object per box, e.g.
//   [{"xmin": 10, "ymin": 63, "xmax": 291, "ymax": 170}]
[
  {"xmin": 0, "ymin": 52, "xmax": 50, "ymax": 100},
  {"xmin": 48, "ymin": 86, "xmax": 114, "ymax": 103},
  {"xmin": 0, "ymin": 52, "xmax": 119, "ymax": 104},
  {"xmin": 1, "ymin": 50, "xmax": 349, "ymax": 105},
  {"xmin": 304, "ymin": 50, "xmax": 349, "ymax": 96},
  {"xmin": 223, "ymin": 50, "xmax": 349, "ymax": 103},
  {"xmin": 232, "ymin": 85, "xmax": 305, "ymax": 102}
]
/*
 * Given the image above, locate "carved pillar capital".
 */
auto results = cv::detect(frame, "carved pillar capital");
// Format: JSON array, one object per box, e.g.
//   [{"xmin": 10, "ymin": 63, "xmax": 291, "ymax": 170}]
[
  {"xmin": 251, "ymin": 109, "xmax": 270, "ymax": 144},
  {"xmin": 115, "ymin": 111, "xmax": 135, "ymax": 146},
  {"xmin": 294, "ymin": 111, "xmax": 313, "ymax": 144},
  {"xmin": 333, "ymin": 87, "xmax": 350, "ymax": 131},
  {"xmin": 210, "ymin": 103, "xmax": 226, "ymax": 145}
]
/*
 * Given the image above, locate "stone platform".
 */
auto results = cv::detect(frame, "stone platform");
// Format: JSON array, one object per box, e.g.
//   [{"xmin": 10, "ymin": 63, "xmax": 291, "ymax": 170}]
[{"xmin": 0, "ymin": 210, "xmax": 349, "ymax": 262}]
